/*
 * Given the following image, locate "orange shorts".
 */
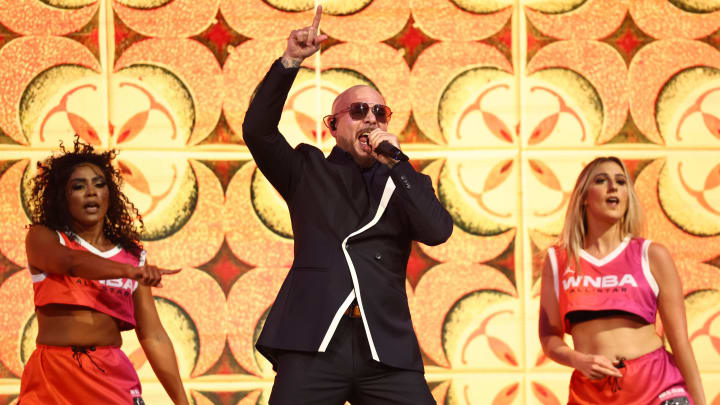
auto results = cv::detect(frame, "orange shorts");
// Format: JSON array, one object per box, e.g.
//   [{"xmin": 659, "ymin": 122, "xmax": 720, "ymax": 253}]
[
  {"xmin": 18, "ymin": 344, "xmax": 144, "ymax": 405},
  {"xmin": 568, "ymin": 347, "xmax": 691, "ymax": 405}
]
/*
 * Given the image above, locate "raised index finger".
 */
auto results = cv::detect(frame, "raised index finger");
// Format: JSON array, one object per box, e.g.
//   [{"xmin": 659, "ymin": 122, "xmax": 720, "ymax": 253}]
[
  {"xmin": 311, "ymin": 5, "xmax": 323, "ymax": 32},
  {"xmin": 306, "ymin": 5, "xmax": 322, "ymax": 46}
]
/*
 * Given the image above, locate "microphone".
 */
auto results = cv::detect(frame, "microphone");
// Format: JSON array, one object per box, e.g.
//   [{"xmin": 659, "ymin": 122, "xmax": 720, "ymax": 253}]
[{"xmin": 374, "ymin": 141, "xmax": 409, "ymax": 162}]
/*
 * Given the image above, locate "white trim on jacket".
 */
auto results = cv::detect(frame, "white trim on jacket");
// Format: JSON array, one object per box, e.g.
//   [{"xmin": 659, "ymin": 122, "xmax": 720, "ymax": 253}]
[{"xmin": 317, "ymin": 178, "xmax": 396, "ymax": 362}]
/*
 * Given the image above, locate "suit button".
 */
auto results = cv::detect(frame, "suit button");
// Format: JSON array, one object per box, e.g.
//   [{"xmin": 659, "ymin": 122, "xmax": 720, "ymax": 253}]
[{"xmin": 374, "ymin": 253, "xmax": 382, "ymax": 260}]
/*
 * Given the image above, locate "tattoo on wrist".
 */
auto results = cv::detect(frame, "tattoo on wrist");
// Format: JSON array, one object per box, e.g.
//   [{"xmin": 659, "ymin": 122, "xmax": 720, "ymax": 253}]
[{"xmin": 281, "ymin": 57, "xmax": 301, "ymax": 69}]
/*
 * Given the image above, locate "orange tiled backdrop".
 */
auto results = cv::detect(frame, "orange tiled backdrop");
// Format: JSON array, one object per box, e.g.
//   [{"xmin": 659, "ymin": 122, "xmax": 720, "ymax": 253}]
[{"xmin": 0, "ymin": 0, "xmax": 719, "ymax": 404}]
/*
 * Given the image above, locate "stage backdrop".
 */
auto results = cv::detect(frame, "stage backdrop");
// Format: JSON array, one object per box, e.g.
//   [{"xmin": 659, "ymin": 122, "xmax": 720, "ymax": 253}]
[{"xmin": 0, "ymin": 0, "xmax": 719, "ymax": 403}]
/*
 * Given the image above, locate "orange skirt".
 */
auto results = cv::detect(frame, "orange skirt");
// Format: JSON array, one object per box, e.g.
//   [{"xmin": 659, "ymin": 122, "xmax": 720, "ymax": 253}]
[
  {"xmin": 568, "ymin": 347, "xmax": 691, "ymax": 405},
  {"xmin": 18, "ymin": 344, "xmax": 143, "ymax": 405}
]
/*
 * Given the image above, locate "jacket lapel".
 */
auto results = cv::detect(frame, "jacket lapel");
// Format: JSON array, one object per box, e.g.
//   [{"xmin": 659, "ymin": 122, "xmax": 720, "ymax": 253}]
[
  {"xmin": 327, "ymin": 147, "xmax": 370, "ymax": 223},
  {"xmin": 368, "ymin": 164, "xmax": 390, "ymax": 210}
]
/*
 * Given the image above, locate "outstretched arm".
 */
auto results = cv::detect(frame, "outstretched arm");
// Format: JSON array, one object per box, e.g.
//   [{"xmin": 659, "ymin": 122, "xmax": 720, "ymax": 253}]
[
  {"xmin": 538, "ymin": 253, "xmax": 622, "ymax": 379},
  {"xmin": 25, "ymin": 224, "xmax": 177, "ymax": 286},
  {"xmin": 242, "ymin": 6, "xmax": 328, "ymax": 201},
  {"xmin": 651, "ymin": 242, "xmax": 706, "ymax": 405},
  {"xmin": 134, "ymin": 283, "xmax": 189, "ymax": 405}
]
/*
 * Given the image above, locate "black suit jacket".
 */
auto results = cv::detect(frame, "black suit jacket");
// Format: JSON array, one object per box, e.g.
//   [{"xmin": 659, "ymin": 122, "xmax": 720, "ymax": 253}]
[{"xmin": 242, "ymin": 59, "xmax": 453, "ymax": 372}]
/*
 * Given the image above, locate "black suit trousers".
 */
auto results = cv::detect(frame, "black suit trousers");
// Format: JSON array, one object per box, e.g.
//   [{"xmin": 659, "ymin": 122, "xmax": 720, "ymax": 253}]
[{"xmin": 269, "ymin": 315, "xmax": 436, "ymax": 405}]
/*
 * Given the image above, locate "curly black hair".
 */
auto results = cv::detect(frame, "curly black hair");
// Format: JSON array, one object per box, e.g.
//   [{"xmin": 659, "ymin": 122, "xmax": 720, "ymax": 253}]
[{"xmin": 28, "ymin": 137, "xmax": 144, "ymax": 258}]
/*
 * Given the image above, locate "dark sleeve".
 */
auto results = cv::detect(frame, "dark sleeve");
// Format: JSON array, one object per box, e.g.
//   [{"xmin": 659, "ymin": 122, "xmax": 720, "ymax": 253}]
[
  {"xmin": 389, "ymin": 161, "xmax": 453, "ymax": 246},
  {"xmin": 242, "ymin": 59, "xmax": 304, "ymax": 201}
]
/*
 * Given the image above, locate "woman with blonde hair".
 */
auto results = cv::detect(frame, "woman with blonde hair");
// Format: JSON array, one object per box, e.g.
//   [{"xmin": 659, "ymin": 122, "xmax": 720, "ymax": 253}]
[{"xmin": 538, "ymin": 156, "xmax": 705, "ymax": 404}]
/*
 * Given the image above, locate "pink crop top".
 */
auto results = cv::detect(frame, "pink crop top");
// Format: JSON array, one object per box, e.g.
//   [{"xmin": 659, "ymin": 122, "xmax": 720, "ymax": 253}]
[
  {"xmin": 548, "ymin": 237, "xmax": 659, "ymax": 334},
  {"xmin": 31, "ymin": 231, "xmax": 145, "ymax": 330}
]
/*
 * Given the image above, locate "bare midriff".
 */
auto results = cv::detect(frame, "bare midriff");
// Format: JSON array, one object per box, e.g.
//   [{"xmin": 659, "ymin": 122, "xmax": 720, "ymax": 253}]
[
  {"xmin": 570, "ymin": 314, "xmax": 663, "ymax": 362},
  {"xmin": 35, "ymin": 304, "xmax": 123, "ymax": 347}
]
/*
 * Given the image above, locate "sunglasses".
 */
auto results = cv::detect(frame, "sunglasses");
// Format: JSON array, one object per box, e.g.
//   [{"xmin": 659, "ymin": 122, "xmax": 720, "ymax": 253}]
[{"xmin": 323, "ymin": 102, "xmax": 393, "ymax": 129}]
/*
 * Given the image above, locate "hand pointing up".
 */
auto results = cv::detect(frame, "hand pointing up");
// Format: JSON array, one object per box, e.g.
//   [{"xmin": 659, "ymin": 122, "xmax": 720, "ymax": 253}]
[{"xmin": 281, "ymin": 6, "xmax": 328, "ymax": 68}]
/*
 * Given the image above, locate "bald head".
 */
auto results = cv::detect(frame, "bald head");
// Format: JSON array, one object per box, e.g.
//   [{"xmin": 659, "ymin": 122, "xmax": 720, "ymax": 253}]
[{"xmin": 331, "ymin": 85, "xmax": 385, "ymax": 114}]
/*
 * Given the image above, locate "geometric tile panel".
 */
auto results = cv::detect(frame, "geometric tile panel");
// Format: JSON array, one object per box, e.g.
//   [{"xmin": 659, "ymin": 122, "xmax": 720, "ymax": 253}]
[{"xmin": 0, "ymin": 0, "xmax": 718, "ymax": 403}]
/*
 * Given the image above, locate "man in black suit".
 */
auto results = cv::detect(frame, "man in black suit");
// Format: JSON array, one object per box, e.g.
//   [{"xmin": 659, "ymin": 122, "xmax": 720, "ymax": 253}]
[{"xmin": 242, "ymin": 7, "xmax": 453, "ymax": 404}]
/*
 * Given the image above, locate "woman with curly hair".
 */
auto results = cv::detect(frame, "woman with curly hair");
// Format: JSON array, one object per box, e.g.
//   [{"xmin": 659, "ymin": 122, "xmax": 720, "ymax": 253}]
[
  {"xmin": 538, "ymin": 156, "xmax": 705, "ymax": 404},
  {"xmin": 19, "ymin": 138, "xmax": 189, "ymax": 405}
]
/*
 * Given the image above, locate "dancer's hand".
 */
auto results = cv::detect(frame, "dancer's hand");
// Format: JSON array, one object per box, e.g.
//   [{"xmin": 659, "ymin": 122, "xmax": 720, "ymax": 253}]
[
  {"xmin": 281, "ymin": 6, "xmax": 328, "ymax": 67},
  {"xmin": 128, "ymin": 264, "xmax": 181, "ymax": 288},
  {"xmin": 571, "ymin": 352, "xmax": 623, "ymax": 379}
]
